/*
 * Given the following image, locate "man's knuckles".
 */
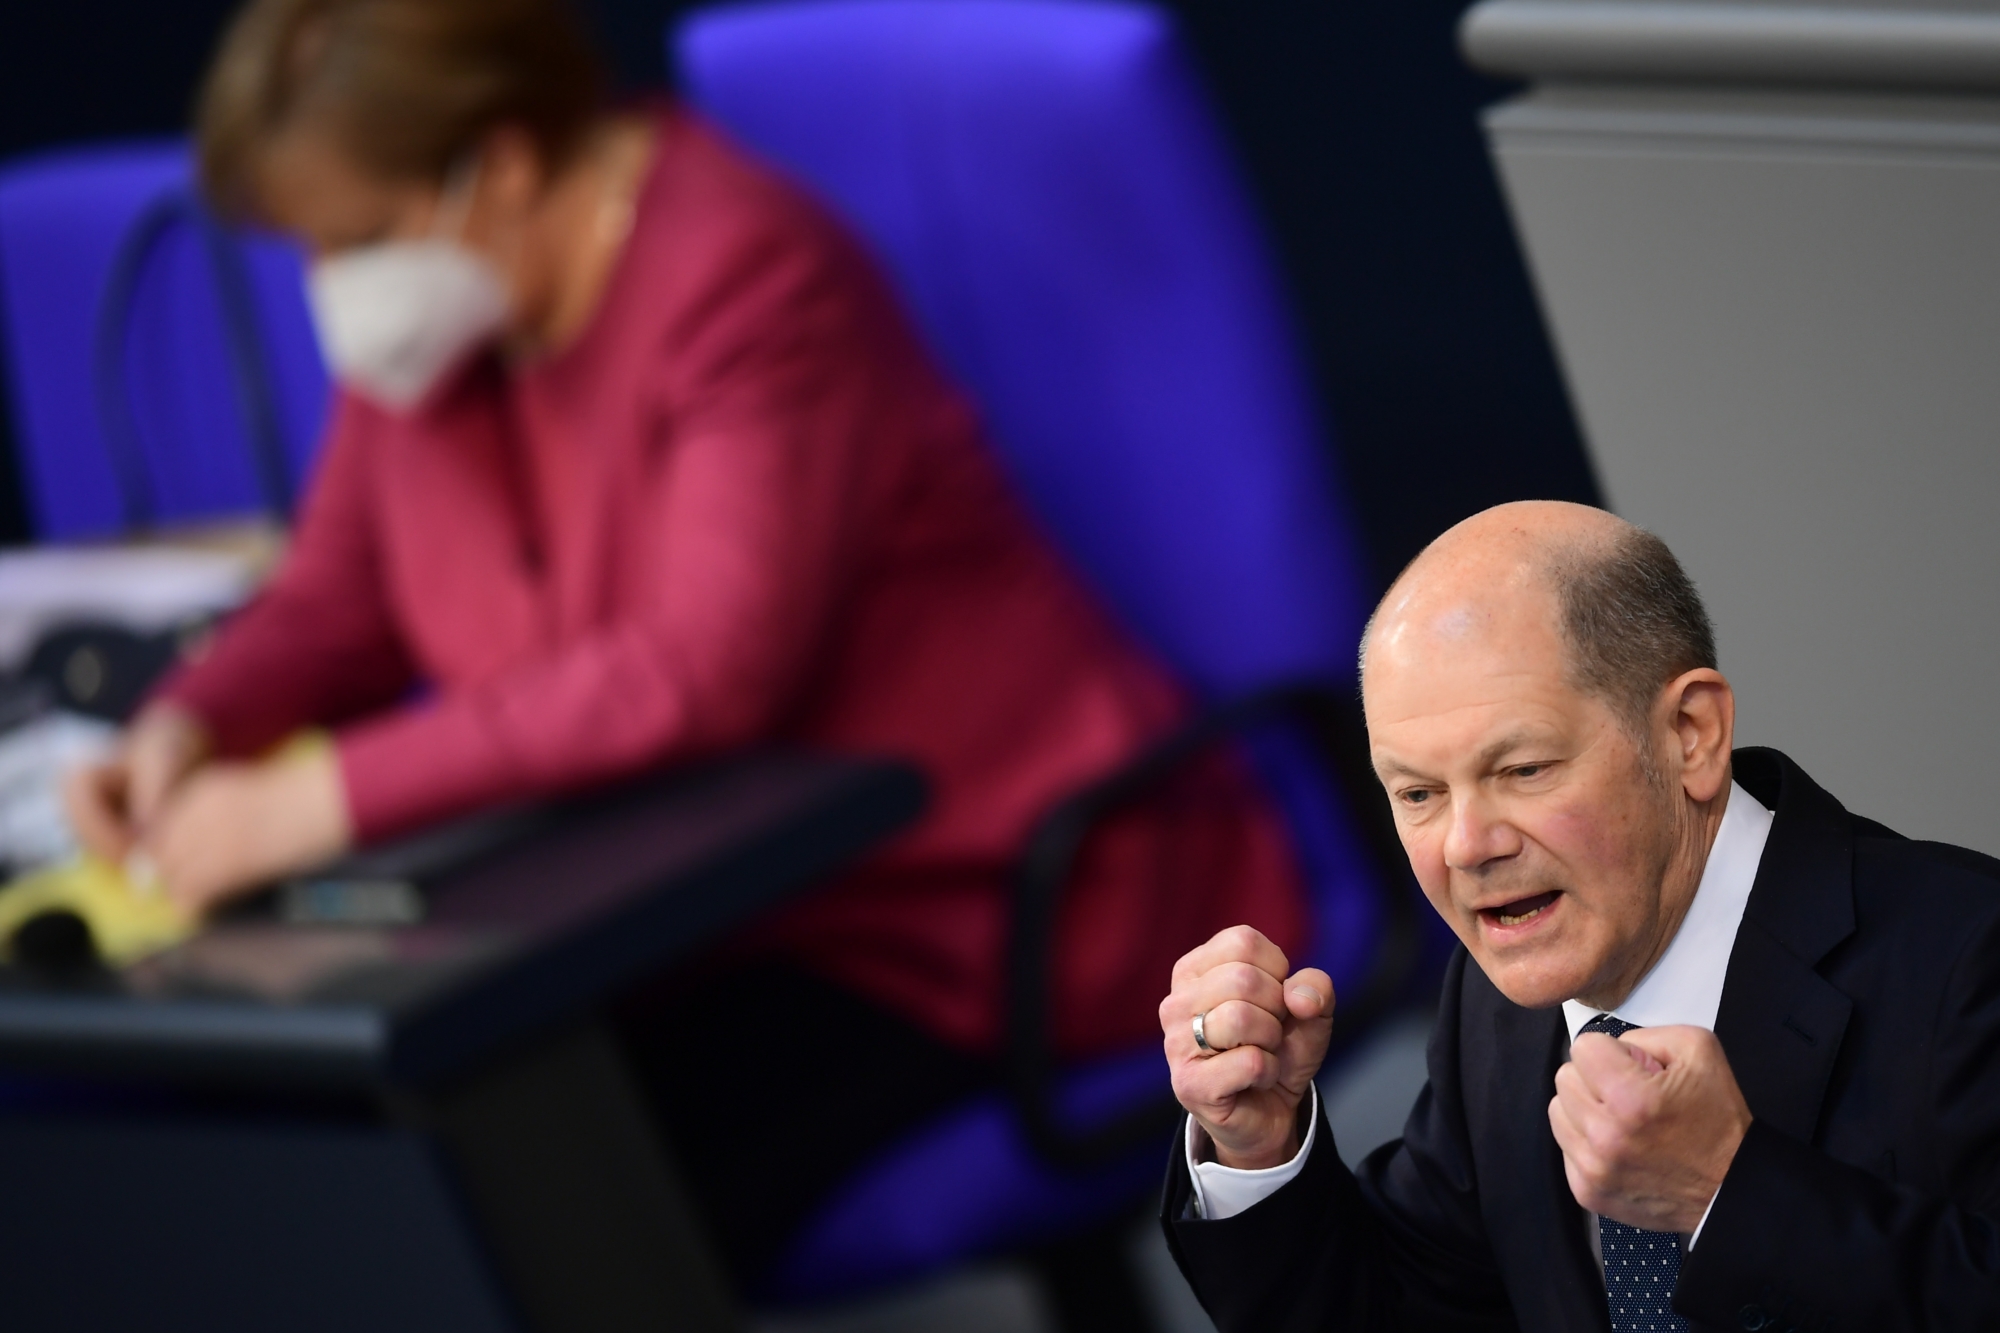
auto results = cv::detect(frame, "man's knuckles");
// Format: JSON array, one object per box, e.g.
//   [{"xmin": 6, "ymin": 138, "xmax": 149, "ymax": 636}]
[
  {"xmin": 1573, "ymin": 1041, "xmax": 1674, "ymax": 1116},
  {"xmin": 1551, "ymin": 1089, "xmax": 1648, "ymax": 1166},
  {"xmin": 1174, "ymin": 924, "xmax": 1287, "ymax": 985},
  {"xmin": 1592, "ymin": 1064, "xmax": 1663, "ymax": 1121},
  {"xmin": 1207, "ymin": 959, "xmax": 1284, "ymax": 1001},
  {"xmin": 1180, "ymin": 1039, "xmax": 1269, "ymax": 1083},
  {"xmin": 1172, "ymin": 1047, "xmax": 1273, "ymax": 1109},
  {"xmin": 1580, "ymin": 1110, "xmax": 1639, "ymax": 1167},
  {"xmin": 1214, "ymin": 1042, "xmax": 1277, "ymax": 1089},
  {"xmin": 1213, "ymin": 923, "xmax": 1285, "ymax": 969},
  {"xmin": 1203, "ymin": 999, "xmax": 1284, "ymax": 1052},
  {"xmin": 1162, "ymin": 950, "xmax": 1296, "ymax": 1040},
  {"xmin": 1559, "ymin": 1134, "xmax": 1632, "ymax": 1208},
  {"xmin": 1569, "ymin": 1031, "xmax": 1638, "ymax": 1079}
]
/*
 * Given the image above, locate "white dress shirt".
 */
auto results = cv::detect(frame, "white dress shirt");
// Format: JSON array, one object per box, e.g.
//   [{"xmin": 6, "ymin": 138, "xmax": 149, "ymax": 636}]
[{"xmin": 1186, "ymin": 780, "xmax": 1773, "ymax": 1229}]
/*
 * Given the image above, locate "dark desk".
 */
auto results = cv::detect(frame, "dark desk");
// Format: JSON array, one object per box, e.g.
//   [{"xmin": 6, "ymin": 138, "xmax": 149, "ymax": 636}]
[{"xmin": 0, "ymin": 750, "xmax": 925, "ymax": 1333}]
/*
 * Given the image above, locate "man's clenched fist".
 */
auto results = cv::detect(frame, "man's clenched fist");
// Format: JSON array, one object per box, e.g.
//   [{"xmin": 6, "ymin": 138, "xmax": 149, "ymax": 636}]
[
  {"xmin": 1161, "ymin": 924, "xmax": 1334, "ymax": 1170},
  {"xmin": 1549, "ymin": 1025, "xmax": 1752, "ymax": 1234}
]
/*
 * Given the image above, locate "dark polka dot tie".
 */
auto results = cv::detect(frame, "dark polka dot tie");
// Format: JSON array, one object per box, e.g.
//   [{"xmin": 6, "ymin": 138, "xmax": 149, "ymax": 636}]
[{"xmin": 1580, "ymin": 1013, "xmax": 1690, "ymax": 1333}]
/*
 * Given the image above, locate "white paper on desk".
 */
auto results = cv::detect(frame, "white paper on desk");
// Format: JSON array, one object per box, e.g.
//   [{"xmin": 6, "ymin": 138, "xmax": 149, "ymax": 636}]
[
  {"xmin": 0, "ymin": 545, "xmax": 258, "ymax": 669},
  {"xmin": 0, "ymin": 710, "xmax": 118, "ymax": 872}
]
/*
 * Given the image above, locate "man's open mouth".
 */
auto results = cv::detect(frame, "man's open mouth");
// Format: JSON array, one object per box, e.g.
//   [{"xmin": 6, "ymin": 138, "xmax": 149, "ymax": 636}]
[{"xmin": 1481, "ymin": 891, "xmax": 1559, "ymax": 928}]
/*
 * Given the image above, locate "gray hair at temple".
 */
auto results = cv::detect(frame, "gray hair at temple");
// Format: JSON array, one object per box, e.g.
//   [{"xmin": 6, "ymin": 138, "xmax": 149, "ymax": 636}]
[
  {"xmin": 1547, "ymin": 524, "xmax": 1717, "ymax": 736},
  {"xmin": 1360, "ymin": 519, "xmax": 1718, "ymax": 739}
]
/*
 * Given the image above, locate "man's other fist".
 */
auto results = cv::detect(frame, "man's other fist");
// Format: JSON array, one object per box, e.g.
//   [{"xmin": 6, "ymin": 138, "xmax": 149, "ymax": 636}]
[
  {"xmin": 1162, "ymin": 924, "xmax": 1334, "ymax": 1170},
  {"xmin": 1549, "ymin": 1025, "xmax": 1752, "ymax": 1234}
]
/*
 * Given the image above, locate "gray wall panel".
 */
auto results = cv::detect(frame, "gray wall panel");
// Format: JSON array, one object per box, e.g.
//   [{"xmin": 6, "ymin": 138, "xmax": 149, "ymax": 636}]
[{"xmin": 1487, "ymin": 87, "xmax": 2000, "ymax": 852}]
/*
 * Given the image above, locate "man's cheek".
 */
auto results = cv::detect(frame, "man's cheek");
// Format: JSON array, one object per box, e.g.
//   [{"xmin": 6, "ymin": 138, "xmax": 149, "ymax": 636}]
[
  {"xmin": 1417, "ymin": 879, "xmax": 1456, "ymax": 925},
  {"xmin": 1401, "ymin": 832, "xmax": 1452, "ymax": 913},
  {"xmin": 1530, "ymin": 798, "xmax": 1629, "ymax": 880}
]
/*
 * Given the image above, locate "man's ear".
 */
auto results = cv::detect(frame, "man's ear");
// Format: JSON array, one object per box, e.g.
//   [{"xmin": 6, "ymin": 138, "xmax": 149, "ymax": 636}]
[{"xmin": 1660, "ymin": 668, "xmax": 1734, "ymax": 803}]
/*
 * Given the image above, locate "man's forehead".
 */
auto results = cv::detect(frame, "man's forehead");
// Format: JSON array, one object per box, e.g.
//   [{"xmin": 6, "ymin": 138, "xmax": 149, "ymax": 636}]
[
  {"xmin": 1361, "ymin": 567, "xmax": 1589, "ymax": 753},
  {"xmin": 1369, "ymin": 577, "xmax": 1565, "ymax": 680},
  {"xmin": 1376, "ymin": 601, "xmax": 1488, "ymax": 656}
]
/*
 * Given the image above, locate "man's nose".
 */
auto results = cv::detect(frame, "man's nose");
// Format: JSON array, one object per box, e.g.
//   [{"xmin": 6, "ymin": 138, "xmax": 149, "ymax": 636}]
[{"xmin": 1442, "ymin": 790, "xmax": 1520, "ymax": 872}]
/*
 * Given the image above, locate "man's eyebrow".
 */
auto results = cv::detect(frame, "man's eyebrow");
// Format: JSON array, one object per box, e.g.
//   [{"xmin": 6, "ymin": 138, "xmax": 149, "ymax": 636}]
[
  {"xmin": 1474, "ymin": 731, "xmax": 1546, "ymax": 768},
  {"xmin": 1374, "ymin": 733, "xmax": 1556, "ymax": 781},
  {"xmin": 1373, "ymin": 757, "xmax": 1432, "ymax": 781}
]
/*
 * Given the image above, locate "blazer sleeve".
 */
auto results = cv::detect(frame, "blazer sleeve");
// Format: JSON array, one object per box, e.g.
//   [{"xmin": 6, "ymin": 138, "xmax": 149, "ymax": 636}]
[
  {"xmin": 1677, "ymin": 905, "xmax": 2000, "ymax": 1331},
  {"xmin": 1160, "ymin": 951, "xmax": 1521, "ymax": 1333},
  {"xmin": 331, "ymin": 217, "xmax": 904, "ymax": 842},
  {"xmin": 151, "ymin": 396, "xmax": 418, "ymax": 756}
]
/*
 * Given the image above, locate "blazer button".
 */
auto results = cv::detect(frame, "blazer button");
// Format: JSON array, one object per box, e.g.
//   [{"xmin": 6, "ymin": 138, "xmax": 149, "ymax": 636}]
[{"xmin": 1739, "ymin": 1306, "xmax": 1770, "ymax": 1330}]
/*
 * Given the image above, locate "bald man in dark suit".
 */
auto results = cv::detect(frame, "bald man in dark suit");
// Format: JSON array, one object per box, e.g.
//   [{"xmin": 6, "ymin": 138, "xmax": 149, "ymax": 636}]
[{"xmin": 1159, "ymin": 502, "xmax": 2000, "ymax": 1331}]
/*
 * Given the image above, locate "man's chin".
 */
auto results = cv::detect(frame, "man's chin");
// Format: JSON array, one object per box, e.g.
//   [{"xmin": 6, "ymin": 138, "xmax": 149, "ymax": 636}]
[
  {"xmin": 1470, "ymin": 944, "xmax": 1595, "ymax": 1010},
  {"xmin": 1487, "ymin": 973, "xmax": 1581, "ymax": 1009}
]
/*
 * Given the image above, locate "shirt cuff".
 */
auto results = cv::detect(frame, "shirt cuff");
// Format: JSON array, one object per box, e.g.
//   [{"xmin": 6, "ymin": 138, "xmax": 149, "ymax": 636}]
[
  {"xmin": 1688, "ymin": 1188, "xmax": 1719, "ymax": 1248},
  {"xmin": 1184, "ymin": 1084, "xmax": 1319, "ymax": 1221}
]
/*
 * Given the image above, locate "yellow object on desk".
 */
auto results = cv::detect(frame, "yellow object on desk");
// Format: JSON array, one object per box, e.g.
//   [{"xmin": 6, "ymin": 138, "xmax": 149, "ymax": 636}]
[{"xmin": 0, "ymin": 857, "xmax": 196, "ymax": 967}]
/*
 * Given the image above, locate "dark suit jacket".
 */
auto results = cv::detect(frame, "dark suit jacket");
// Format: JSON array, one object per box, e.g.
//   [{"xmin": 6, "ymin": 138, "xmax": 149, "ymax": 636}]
[{"xmin": 1162, "ymin": 748, "xmax": 2000, "ymax": 1332}]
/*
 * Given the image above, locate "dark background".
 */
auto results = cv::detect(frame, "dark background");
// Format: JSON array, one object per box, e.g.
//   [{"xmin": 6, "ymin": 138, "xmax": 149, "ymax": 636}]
[{"xmin": 0, "ymin": 0, "xmax": 1599, "ymax": 587}]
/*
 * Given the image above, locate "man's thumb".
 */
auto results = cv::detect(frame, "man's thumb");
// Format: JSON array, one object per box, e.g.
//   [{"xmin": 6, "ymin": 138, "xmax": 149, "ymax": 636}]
[
  {"xmin": 1285, "ymin": 968, "xmax": 1335, "ymax": 1020},
  {"xmin": 1617, "ymin": 1027, "xmax": 1679, "ymax": 1074}
]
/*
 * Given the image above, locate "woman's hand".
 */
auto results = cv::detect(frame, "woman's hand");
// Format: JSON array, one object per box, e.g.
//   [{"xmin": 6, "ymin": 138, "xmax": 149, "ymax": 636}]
[
  {"xmin": 143, "ymin": 747, "xmax": 353, "ymax": 916},
  {"xmin": 64, "ymin": 705, "xmax": 213, "ymax": 864}
]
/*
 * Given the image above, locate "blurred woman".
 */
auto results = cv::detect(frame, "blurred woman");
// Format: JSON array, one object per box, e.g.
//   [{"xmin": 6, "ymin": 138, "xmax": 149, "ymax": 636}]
[{"xmin": 64, "ymin": 0, "xmax": 1307, "ymax": 1285}]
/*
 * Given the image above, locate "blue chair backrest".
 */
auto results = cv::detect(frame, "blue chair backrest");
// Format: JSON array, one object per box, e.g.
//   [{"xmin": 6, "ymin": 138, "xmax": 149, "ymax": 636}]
[
  {"xmin": 675, "ymin": 0, "xmax": 1385, "ymax": 987},
  {"xmin": 677, "ymin": 0, "xmax": 1371, "ymax": 701},
  {"xmin": 0, "ymin": 141, "xmax": 329, "ymax": 539}
]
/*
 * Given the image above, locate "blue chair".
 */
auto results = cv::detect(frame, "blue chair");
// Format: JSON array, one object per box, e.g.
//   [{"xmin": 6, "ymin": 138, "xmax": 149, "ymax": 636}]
[
  {"xmin": 0, "ymin": 140, "xmax": 328, "ymax": 540},
  {"xmin": 674, "ymin": 0, "xmax": 1424, "ymax": 1312}
]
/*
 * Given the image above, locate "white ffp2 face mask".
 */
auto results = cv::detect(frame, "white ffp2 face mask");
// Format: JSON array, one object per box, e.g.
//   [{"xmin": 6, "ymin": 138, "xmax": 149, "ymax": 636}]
[{"xmin": 306, "ymin": 238, "xmax": 509, "ymax": 412}]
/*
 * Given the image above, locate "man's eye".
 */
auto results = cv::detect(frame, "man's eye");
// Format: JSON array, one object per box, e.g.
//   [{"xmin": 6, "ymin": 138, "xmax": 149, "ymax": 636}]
[
  {"xmin": 1401, "ymin": 789, "xmax": 1431, "ymax": 805},
  {"xmin": 1513, "ymin": 764, "xmax": 1547, "ymax": 779}
]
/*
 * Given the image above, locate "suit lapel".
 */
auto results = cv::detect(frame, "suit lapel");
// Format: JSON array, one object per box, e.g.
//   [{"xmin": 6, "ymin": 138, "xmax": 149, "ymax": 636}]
[
  {"xmin": 1484, "ymin": 998, "xmax": 1612, "ymax": 1331},
  {"xmin": 1539, "ymin": 1019, "xmax": 1615, "ymax": 1331},
  {"xmin": 1713, "ymin": 750, "xmax": 1857, "ymax": 1143},
  {"xmin": 1712, "ymin": 919, "xmax": 1852, "ymax": 1141}
]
